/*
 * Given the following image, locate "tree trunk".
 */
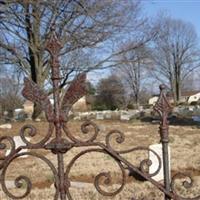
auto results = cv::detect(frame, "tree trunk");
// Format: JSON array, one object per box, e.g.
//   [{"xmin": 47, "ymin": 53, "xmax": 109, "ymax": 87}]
[
  {"xmin": 32, "ymin": 103, "xmax": 42, "ymax": 120},
  {"xmin": 135, "ymin": 92, "xmax": 139, "ymax": 108},
  {"xmin": 24, "ymin": 3, "xmax": 45, "ymax": 120},
  {"xmin": 174, "ymin": 64, "xmax": 181, "ymax": 105},
  {"xmin": 175, "ymin": 80, "xmax": 181, "ymax": 103},
  {"xmin": 172, "ymin": 81, "xmax": 180, "ymax": 105},
  {"xmin": 31, "ymin": 71, "xmax": 46, "ymax": 120}
]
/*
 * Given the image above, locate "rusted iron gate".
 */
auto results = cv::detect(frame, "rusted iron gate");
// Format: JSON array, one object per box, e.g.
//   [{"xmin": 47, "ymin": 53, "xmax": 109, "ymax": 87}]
[{"xmin": 0, "ymin": 31, "xmax": 197, "ymax": 200}]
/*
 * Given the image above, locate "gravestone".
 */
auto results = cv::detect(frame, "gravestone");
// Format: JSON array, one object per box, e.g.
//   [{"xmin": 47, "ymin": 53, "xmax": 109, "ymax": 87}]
[
  {"xmin": 79, "ymin": 112, "xmax": 89, "ymax": 120},
  {"xmin": 6, "ymin": 136, "xmax": 30, "ymax": 158},
  {"xmin": 74, "ymin": 116, "xmax": 81, "ymax": 120},
  {"xmin": 188, "ymin": 106, "xmax": 194, "ymax": 111},
  {"xmin": 14, "ymin": 109, "xmax": 27, "ymax": 121},
  {"xmin": 120, "ymin": 111, "xmax": 130, "ymax": 121},
  {"xmin": 0, "ymin": 124, "xmax": 12, "ymax": 129},
  {"xmin": 104, "ymin": 111, "xmax": 112, "ymax": 119},
  {"xmin": 87, "ymin": 111, "xmax": 96, "ymax": 120},
  {"xmin": 96, "ymin": 112, "xmax": 104, "ymax": 120},
  {"xmin": 192, "ymin": 116, "xmax": 200, "ymax": 122},
  {"xmin": 23, "ymin": 100, "xmax": 34, "ymax": 119},
  {"xmin": 149, "ymin": 143, "xmax": 171, "ymax": 182},
  {"xmin": 14, "ymin": 108, "xmax": 23, "ymax": 114},
  {"xmin": 139, "ymin": 106, "xmax": 143, "ymax": 111},
  {"xmin": 112, "ymin": 110, "xmax": 120, "ymax": 120}
]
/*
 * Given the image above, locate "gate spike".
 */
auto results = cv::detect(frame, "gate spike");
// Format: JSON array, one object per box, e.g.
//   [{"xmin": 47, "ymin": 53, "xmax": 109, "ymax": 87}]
[
  {"xmin": 46, "ymin": 28, "xmax": 63, "ymax": 57},
  {"xmin": 154, "ymin": 84, "xmax": 172, "ymax": 118}
]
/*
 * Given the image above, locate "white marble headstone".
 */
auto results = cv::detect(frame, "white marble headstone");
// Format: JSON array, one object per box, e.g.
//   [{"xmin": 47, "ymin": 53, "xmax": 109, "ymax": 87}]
[
  {"xmin": 104, "ymin": 111, "xmax": 112, "ymax": 119},
  {"xmin": 96, "ymin": 112, "xmax": 104, "ymax": 120},
  {"xmin": 6, "ymin": 136, "xmax": 30, "ymax": 158},
  {"xmin": 149, "ymin": 143, "xmax": 171, "ymax": 182},
  {"xmin": 0, "ymin": 124, "xmax": 12, "ymax": 129},
  {"xmin": 120, "ymin": 111, "xmax": 130, "ymax": 121}
]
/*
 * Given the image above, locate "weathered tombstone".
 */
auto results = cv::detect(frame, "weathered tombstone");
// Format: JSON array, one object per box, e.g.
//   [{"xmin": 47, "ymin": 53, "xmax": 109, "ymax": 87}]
[
  {"xmin": 192, "ymin": 116, "xmax": 200, "ymax": 122},
  {"xmin": 139, "ymin": 106, "xmax": 143, "ymax": 111},
  {"xmin": 6, "ymin": 136, "xmax": 30, "ymax": 158},
  {"xmin": 173, "ymin": 107, "xmax": 180, "ymax": 113},
  {"xmin": 104, "ymin": 111, "xmax": 112, "ymax": 119},
  {"xmin": 149, "ymin": 143, "xmax": 171, "ymax": 182},
  {"xmin": 96, "ymin": 112, "xmax": 104, "ymax": 120},
  {"xmin": 188, "ymin": 106, "xmax": 194, "ymax": 111},
  {"xmin": 196, "ymin": 105, "xmax": 200, "ymax": 109},
  {"xmin": 14, "ymin": 109, "xmax": 27, "ymax": 121},
  {"xmin": 3, "ymin": 111, "xmax": 13, "ymax": 122},
  {"xmin": 3, "ymin": 111, "xmax": 8, "ymax": 116},
  {"xmin": 88, "ymin": 111, "xmax": 95, "ymax": 119},
  {"xmin": 79, "ymin": 112, "xmax": 89, "ymax": 120},
  {"xmin": 23, "ymin": 100, "xmax": 34, "ymax": 119},
  {"xmin": 50, "ymin": 98, "xmax": 54, "ymax": 105},
  {"xmin": 111, "ymin": 110, "xmax": 120, "ymax": 120},
  {"xmin": 120, "ymin": 111, "xmax": 130, "ymax": 121},
  {"xmin": 0, "ymin": 123, "xmax": 12, "ymax": 129},
  {"xmin": 14, "ymin": 108, "xmax": 23, "ymax": 114},
  {"xmin": 74, "ymin": 116, "xmax": 81, "ymax": 120}
]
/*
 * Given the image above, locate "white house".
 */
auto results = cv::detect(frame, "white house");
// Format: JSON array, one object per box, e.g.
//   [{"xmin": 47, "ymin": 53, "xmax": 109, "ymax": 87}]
[
  {"xmin": 167, "ymin": 91, "xmax": 200, "ymax": 105},
  {"xmin": 72, "ymin": 96, "xmax": 88, "ymax": 112},
  {"xmin": 149, "ymin": 96, "xmax": 159, "ymax": 105},
  {"xmin": 188, "ymin": 92, "xmax": 200, "ymax": 104}
]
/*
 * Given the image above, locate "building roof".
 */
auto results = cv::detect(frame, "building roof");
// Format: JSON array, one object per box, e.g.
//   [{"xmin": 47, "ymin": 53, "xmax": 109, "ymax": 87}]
[
  {"xmin": 167, "ymin": 91, "xmax": 200, "ymax": 98},
  {"xmin": 23, "ymin": 100, "xmax": 33, "ymax": 106}
]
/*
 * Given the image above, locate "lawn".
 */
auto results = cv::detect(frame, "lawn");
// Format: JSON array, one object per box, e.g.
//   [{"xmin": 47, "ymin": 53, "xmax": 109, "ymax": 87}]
[{"xmin": 0, "ymin": 120, "xmax": 200, "ymax": 200}]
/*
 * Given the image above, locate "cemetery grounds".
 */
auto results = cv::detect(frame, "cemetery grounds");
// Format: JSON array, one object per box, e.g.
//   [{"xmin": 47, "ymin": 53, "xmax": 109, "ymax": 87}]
[{"xmin": 0, "ymin": 119, "xmax": 200, "ymax": 200}]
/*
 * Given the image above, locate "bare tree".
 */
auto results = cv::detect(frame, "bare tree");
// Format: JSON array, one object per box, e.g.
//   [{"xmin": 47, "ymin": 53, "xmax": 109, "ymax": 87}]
[
  {"xmin": 0, "ymin": 0, "xmax": 155, "ymax": 118},
  {"xmin": 115, "ymin": 44, "xmax": 150, "ymax": 106},
  {"xmin": 0, "ymin": 75, "xmax": 23, "ymax": 117},
  {"xmin": 151, "ymin": 17, "xmax": 200, "ymax": 104}
]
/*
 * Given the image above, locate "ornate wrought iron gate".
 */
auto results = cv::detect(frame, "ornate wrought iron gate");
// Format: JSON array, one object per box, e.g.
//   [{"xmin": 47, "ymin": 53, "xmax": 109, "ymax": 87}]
[{"xmin": 0, "ymin": 31, "xmax": 198, "ymax": 200}]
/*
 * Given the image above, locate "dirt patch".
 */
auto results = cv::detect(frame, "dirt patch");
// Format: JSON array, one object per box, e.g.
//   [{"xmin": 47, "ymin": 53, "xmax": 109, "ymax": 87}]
[{"xmin": 172, "ymin": 167, "xmax": 200, "ymax": 178}]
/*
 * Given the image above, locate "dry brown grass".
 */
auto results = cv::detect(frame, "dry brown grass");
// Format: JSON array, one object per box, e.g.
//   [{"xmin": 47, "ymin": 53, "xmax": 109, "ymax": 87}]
[{"xmin": 0, "ymin": 120, "xmax": 200, "ymax": 199}]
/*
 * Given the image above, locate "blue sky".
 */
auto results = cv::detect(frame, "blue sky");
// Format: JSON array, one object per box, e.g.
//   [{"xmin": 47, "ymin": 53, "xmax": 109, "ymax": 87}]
[
  {"xmin": 143, "ymin": 0, "xmax": 200, "ymax": 90},
  {"xmin": 89, "ymin": 1, "xmax": 200, "ymax": 85},
  {"xmin": 144, "ymin": 0, "xmax": 200, "ymax": 37}
]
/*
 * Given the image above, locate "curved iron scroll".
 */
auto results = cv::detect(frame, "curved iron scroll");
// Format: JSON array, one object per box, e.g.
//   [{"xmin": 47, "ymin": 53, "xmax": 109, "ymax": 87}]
[{"xmin": 0, "ymin": 30, "xmax": 199, "ymax": 200}]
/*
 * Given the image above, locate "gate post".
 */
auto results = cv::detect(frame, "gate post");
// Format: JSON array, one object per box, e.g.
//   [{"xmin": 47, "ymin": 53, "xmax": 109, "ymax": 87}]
[
  {"xmin": 161, "ymin": 127, "xmax": 171, "ymax": 200},
  {"xmin": 154, "ymin": 85, "xmax": 172, "ymax": 200},
  {"xmin": 46, "ymin": 29, "xmax": 67, "ymax": 200}
]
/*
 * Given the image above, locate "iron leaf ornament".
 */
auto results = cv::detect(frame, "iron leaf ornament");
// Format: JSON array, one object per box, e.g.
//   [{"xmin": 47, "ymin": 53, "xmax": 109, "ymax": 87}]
[
  {"xmin": 153, "ymin": 84, "xmax": 172, "ymax": 142},
  {"xmin": 46, "ymin": 30, "xmax": 63, "ymax": 57},
  {"xmin": 22, "ymin": 30, "xmax": 86, "ymax": 122},
  {"xmin": 22, "ymin": 78, "xmax": 54, "ymax": 122},
  {"xmin": 153, "ymin": 85, "xmax": 172, "ymax": 119},
  {"xmin": 61, "ymin": 73, "xmax": 87, "ymax": 117}
]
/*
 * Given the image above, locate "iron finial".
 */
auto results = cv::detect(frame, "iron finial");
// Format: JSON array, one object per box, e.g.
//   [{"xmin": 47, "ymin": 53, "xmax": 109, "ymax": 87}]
[
  {"xmin": 154, "ymin": 85, "xmax": 172, "ymax": 117},
  {"xmin": 159, "ymin": 84, "xmax": 166, "ymax": 91},
  {"xmin": 46, "ymin": 29, "xmax": 63, "ymax": 56}
]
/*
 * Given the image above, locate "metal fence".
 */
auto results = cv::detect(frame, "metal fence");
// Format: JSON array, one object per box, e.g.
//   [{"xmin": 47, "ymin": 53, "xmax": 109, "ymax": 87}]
[{"xmin": 0, "ymin": 31, "xmax": 198, "ymax": 200}]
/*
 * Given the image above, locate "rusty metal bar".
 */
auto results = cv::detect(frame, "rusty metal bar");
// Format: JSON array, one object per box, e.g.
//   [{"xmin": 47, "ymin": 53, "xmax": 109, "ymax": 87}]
[
  {"xmin": 46, "ymin": 29, "xmax": 66, "ymax": 200},
  {"xmin": 154, "ymin": 85, "xmax": 172, "ymax": 200},
  {"xmin": 162, "ymin": 143, "xmax": 170, "ymax": 200}
]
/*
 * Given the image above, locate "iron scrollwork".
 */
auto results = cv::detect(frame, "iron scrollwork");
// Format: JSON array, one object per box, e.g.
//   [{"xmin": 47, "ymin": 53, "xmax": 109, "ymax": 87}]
[{"xmin": 0, "ymin": 29, "xmax": 199, "ymax": 200}]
